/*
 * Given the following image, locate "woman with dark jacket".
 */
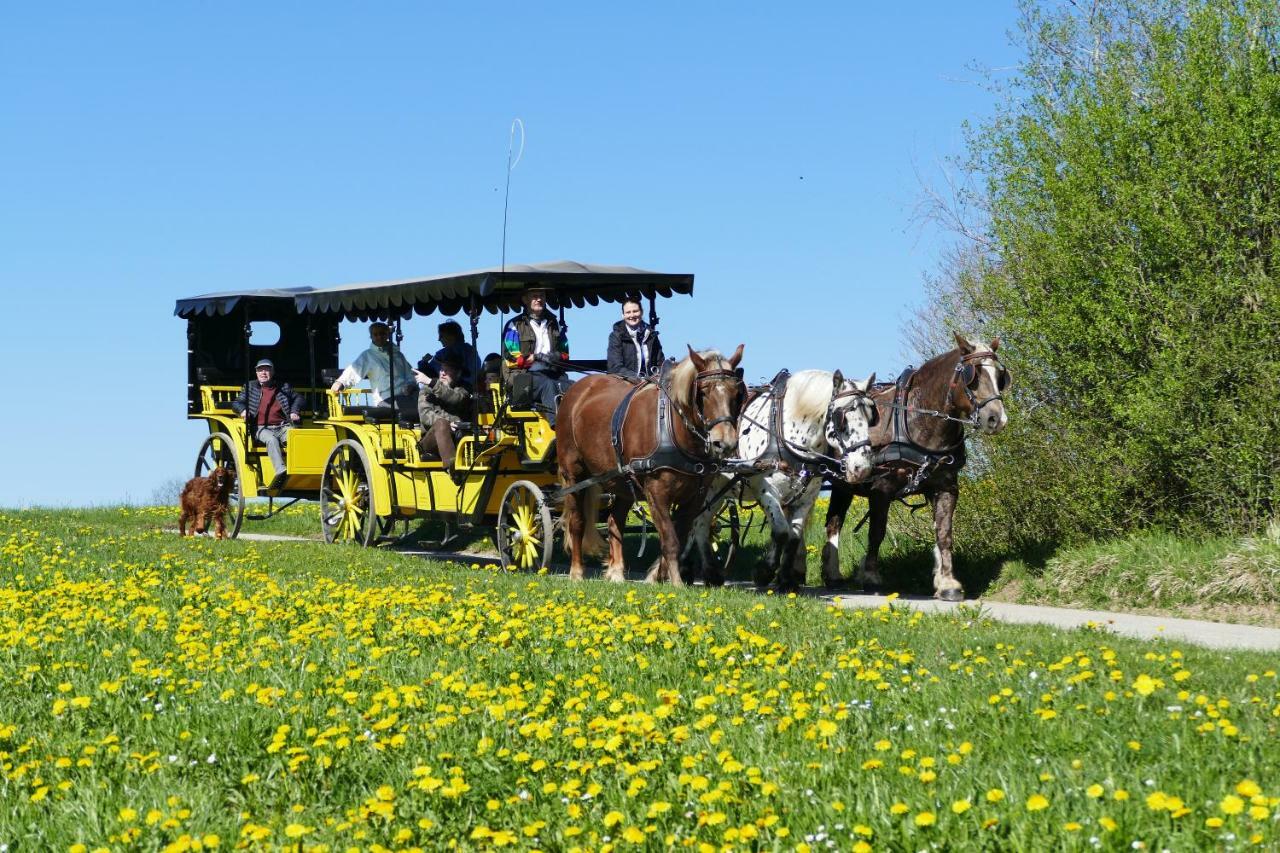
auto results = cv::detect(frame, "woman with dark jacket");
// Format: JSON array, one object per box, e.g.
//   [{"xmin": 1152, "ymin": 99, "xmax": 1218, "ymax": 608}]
[
  {"xmin": 607, "ymin": 298, "xmax": 664, "ymax": 379},
  {"xmin": 413, "ymin": 353, "xmax": 474, "ymax": 479}
]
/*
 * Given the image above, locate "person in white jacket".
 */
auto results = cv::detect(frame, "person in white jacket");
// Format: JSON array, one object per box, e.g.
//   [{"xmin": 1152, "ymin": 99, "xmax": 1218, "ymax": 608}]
[{"xmin": 330, "ymin": 321, "xmax": 418, "ymax": 412}]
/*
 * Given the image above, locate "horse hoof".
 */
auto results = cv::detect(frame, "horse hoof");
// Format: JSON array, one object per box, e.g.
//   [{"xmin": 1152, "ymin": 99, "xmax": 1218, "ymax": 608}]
[{"xmin": 936, "ymin": 588, "xmax": 965, "ymax": 603}]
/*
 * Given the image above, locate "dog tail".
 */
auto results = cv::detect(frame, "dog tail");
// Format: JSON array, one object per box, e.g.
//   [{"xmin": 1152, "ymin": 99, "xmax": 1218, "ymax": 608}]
[{"xmin": 580, "ymin": 484, "xmax": 609, "ymax": 558}]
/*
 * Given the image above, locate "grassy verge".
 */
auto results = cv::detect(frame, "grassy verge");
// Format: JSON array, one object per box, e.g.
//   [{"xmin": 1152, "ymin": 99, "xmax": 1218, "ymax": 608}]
[{"xmin": 1, "ymin": 507, "xmax": 1279, "ymax": 851}]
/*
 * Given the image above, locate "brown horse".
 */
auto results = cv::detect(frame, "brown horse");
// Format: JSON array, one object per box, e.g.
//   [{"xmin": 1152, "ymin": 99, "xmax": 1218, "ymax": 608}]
[
  {"xmin": 822, "ymin": 334, "xmax": 1010, "ymax": 600},
  {"xmin": 556, "ymin": 345, "xmax": 745, "ymax": 584}
]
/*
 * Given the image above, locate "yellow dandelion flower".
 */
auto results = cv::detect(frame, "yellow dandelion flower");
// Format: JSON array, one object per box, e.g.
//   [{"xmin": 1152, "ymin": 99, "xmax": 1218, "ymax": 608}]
[
  {"xmin": 986, "ymin": 788, "xmax": 1005, "ymax": 803},
  {"xmin": 1221, "ymin": 795, "xmax": 1245, "ymax": 815},
  {"xmin": 914, "ymin": 811, "xmax": 936, "ymax": 827},
  {"xmin": 1086, "ymin": 784, "xmax": 1104, "ymax": 798},
  {"xmin": 1026, "ymin": 794, "xmax": 1049, "ymax": 812},
  {"xmin": 952, "ymin": 799, "xmax": 972, "ymax": 814}
]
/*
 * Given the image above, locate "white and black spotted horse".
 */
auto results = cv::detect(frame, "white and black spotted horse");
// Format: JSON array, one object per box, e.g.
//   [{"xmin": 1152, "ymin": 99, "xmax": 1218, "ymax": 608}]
[{"xmin": 688, "ymin": 369, "xmax": 878, "ymax": 590}]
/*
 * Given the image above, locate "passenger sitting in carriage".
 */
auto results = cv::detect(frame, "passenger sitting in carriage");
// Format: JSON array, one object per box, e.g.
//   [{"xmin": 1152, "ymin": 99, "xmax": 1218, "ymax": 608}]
[
  {"xmin": 501, "ymin": 288, "xmax": 573, "ymax": 425},
  {"xmin": 606, "ymin": 296, "xmax": 663, "ymax": 379},
  {"xmin": 413, "ymin": 352, "xmax": 473, "ymax": 480}
]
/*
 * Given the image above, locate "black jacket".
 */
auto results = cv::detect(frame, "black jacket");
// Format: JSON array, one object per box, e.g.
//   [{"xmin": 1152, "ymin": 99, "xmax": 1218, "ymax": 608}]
[
  {"xmin": 607, "ymin": 321, "xmax": 663, "ymax": 378},
  {"xmin": 231, "ymin": 381, "xmax": 304, "ymax": 423}
]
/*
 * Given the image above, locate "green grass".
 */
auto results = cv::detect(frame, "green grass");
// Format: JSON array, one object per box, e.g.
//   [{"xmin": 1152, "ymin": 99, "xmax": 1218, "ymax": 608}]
[{"xmin": 1, "ymin": 507, "xmax": 1278, "ymax": 851}]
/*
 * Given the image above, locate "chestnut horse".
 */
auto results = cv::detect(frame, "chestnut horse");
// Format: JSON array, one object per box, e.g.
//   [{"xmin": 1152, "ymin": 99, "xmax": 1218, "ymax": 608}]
[
  {"xmin": 556, "ymin": 345, "xmax": 745, "ymax": 584},
  {"xmin": 822, "ymin": 334, "xmax": 1010, "ymax": 600}
]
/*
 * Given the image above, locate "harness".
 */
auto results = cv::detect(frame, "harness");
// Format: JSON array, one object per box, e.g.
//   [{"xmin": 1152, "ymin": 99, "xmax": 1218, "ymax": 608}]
[
  {"xmin": 611, "ymin": 359, "xmax": 737, "ymax": 476},
  {"xmin": 745, "ymin": 370, "xmax": 864, "ymax": 480},
  {"xmin": 871, "ymin": 367, "xmax": 967, "ymax": 500}
]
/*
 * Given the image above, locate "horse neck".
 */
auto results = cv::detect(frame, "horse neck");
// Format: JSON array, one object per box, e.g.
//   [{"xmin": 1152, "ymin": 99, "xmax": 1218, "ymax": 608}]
[
  {"xmin": 907, "ymin": 350, "xmax": 966, "ymax": 448},
  {"xmin": 665, "ymin": 371, "xmax": 705, "ymax": 455},
  {"xmin": 781, "ymin": 394, "xmax": 828, "ymax": 454}
]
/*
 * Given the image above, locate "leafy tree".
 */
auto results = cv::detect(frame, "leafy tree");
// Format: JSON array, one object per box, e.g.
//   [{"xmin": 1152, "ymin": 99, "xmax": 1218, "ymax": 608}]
[{"xmin": 918, "ymin": 0, "xmax": 1280, "ymax": 547}]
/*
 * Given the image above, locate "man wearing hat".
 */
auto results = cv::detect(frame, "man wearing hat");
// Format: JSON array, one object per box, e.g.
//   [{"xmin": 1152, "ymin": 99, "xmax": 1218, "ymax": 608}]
[
  {"xmin": 231, "ymin": 359, "xmax": 304, "ymax": 490},
  {"xmin": 330, "ymin": 321, "xmax": 418, "ymax": 413},
  {"xmin": 501, "ymin": 288, "xmax": 572, "ymax": 424},
  {"xmin": 413, "ymin": 351, "xmax": 474, "ymax": 479}
]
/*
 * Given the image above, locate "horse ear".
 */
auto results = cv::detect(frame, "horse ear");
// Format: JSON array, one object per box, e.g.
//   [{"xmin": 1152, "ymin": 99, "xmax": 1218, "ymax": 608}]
[
  {"xmin": 865, "ymin": 372, "xmax": 876, "ymax": 389},
  {"xmin": 990, "ymin": 336, "xmax": 1000, "ymax": 352},
  {"xmin": 727, "ymin": 343, "xmax": 744, "ymax": 368},
  {"xmin": 953, "ymin": 331, "xmax": 974, "ymax": 353},
  {"xmin": 832, "ymin": 369, "xmax": 844, "ymax": 390},
  {"xmin": 687, "ymin": 345, "xmax": 706, "ymax": 371}
]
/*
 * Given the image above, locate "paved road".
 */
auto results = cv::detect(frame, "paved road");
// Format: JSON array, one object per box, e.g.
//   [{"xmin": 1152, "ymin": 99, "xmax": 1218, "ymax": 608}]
[
  {"xmin": 824, "ymin": 593, "xmax": 1280, "ymax": 652},
  {"xmin": 233, "ymin": 532, "xmax": 1280, "ymax": 652}
]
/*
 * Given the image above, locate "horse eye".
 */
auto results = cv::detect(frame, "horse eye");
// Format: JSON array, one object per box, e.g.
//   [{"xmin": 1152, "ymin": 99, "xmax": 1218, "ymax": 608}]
[{"xmin": 998, "ymin": 368, "xmax": 1012, "ymax": 391}]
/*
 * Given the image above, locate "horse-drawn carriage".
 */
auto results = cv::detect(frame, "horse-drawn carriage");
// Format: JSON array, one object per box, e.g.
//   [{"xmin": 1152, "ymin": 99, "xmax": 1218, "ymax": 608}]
[
  {"xmin": 178, "ymin": 261, "xmax": 1011, "ymax": 598},
  {"xmin": 176, "ymin": 261, "xmax": 699, "ymax": 569}
]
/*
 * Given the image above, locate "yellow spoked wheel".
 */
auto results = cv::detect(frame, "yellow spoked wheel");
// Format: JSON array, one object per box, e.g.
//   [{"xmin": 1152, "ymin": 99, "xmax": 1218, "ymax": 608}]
[
  {"xmin": 194, "ymin": 432, "xmax": 245, "ymax": 539},
  {"xmin": 320, "ymin": 440, "xmax": 377, "ymax": 546},
  {"xmin": 496, "ymin": 480, "xmax": 553, "ymax": 572}
]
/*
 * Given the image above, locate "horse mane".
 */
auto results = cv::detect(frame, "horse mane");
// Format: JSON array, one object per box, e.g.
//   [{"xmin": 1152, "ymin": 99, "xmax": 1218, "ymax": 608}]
[
  {"xmin": 667, "ymin": 349, "xmax": 724, "ymax": 408},
  {"xmin": 784, "ymin": 369, "xmax": 840, "ymax": 425}
]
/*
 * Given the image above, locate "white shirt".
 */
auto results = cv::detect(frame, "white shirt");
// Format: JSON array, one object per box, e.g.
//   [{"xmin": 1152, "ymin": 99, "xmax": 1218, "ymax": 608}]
[
  {"xmin": 627, "ymin": 323, "xmax": 647, "ymax": 374},
  {"xmin": 336, "ymin": 345, "xmax": 416, "ymax": 405},
  {"xmin": 529, "ymin": 316, "xmax": 552, "ymax": 355}
]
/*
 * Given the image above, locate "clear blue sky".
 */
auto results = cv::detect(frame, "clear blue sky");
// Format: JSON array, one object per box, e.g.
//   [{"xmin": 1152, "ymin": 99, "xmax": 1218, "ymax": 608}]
[{"xmin": 0, "ymin": 2, "xmax": 1020, "ymax": 506}]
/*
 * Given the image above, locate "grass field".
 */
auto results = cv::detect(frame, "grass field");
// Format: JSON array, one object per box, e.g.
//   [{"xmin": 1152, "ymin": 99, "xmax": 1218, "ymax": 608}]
[{"xmin": 1, "ymin": 507, "xmax": 1278, "ymax": 851}]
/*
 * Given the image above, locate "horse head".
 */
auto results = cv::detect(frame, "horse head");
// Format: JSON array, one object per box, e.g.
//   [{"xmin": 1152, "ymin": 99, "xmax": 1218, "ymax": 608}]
[
  {"xmin": 952, "ymin": 333, "xmax": 1010, "ymax": 435},
  {"xmin": 685, "ymin": 344, "xmax": 746, "ymax": 459},
  {"xmin": 826, "ymin": 370, "xmax": 878, "ymax": 483}
]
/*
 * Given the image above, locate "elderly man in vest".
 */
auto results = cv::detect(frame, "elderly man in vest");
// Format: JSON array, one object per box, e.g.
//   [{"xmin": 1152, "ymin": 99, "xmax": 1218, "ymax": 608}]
[
  {"xmin": 501, "ymin": 288, "xmax": 573, "ymax": 424},
  {"xmin": 231, "ymin": 359, "xmax": 303, "ymax": 490}
]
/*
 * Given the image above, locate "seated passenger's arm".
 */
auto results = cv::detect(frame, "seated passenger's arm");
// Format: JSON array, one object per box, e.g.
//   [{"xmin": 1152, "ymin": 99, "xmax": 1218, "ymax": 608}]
[
  {"xmin": 231, "ymin": 383, "xmax": 249, "ymax": 415},
  {"xmin": 331, "ymin": 365, "xmax": 362, "ymax": 391}
]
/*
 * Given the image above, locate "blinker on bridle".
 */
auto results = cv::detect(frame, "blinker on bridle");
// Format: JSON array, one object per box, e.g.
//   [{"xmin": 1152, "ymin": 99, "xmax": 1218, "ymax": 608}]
[
  {"xmin": 693, "ymin": 367, "xmax": 746, "ymax": 433},
  {"xmin": 949, "ymin": 350, "xmax": 1011, "ymax": 422}
]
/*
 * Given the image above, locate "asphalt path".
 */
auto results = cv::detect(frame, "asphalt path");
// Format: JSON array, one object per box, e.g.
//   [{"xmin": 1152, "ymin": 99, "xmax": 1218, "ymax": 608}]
[{"xmin": 232, "ymin": 532, "xmax": 1280, "ymax": 652}]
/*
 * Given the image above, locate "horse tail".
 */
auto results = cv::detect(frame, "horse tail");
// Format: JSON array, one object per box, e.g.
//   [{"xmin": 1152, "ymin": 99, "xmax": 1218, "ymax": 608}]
[{"xmin": 579, "ymin": 484, "xmax": 609, "ymax": 558}]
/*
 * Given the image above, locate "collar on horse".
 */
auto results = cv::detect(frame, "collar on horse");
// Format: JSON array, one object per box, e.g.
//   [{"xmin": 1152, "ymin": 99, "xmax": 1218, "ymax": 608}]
[
  {"xmin": 873, "ymin": 367, "xmax": 966, "ymax": 495},
  {"xmin": 730, "ymin": 369, "xmax": 872, "ymax": 481},
  {"xmin": 610, "ymin": 358, "xmax": 743, "ymax": 476}
]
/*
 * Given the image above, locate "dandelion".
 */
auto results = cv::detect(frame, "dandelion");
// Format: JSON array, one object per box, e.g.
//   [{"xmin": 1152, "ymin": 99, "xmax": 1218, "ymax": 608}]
[{"xmin": 1026, "ymin": 794, "xmax": 1050, "ymax": 812}]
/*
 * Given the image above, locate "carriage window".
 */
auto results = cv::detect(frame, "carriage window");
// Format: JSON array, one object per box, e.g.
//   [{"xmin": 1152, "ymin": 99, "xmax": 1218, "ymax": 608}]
[{"xmin": 248, "ymin": 321, "xmax": 281, "ymax": 345}]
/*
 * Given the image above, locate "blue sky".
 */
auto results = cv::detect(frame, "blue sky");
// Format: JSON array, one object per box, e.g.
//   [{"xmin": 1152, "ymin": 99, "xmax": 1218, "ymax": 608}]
[{"xmin": 0, "ymin": 3, "xmax": 1020, "ymax": 506}]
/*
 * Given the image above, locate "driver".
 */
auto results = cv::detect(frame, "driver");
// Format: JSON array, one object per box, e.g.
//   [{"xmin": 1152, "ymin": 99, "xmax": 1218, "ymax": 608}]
[{"xmin": 501, "ymin": 288, "xmax": 573, "ymax": 424}]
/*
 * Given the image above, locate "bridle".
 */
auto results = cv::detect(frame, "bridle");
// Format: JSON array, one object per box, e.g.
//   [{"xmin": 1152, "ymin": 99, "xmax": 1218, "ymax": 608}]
[
  {"xmin": 944, "ymin": 350, "xmax": 1011, "ymax": 427},
  {"xmin": 691, "ymin": 366, "xmax": 746, "ymax": 434},
  {"xmin": 825, "ymin": 384, "xmax": 877, "ymax": 456}
]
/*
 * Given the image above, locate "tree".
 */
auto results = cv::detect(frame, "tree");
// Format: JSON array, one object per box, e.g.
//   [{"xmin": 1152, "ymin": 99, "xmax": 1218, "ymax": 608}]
[{"xmin": 917, "ymin": 0, "xmax": 1280, "ymax": 546}]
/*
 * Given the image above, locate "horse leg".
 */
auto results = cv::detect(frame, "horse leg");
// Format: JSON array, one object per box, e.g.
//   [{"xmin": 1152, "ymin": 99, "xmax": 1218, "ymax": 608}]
[
  {"xmin": 754, "ymin": 484, "xmax": 786, "ymax": 590},
  {"xmin": 561, "ymin": 486, "xmax": 587, "ymax": 581},
  {"xmin": 783, "ymin": 480, "xmax": 822, "ymax": 590},
  {"xmin": 931, "ymin": 487, "xmax": 964, "ymax": 602},
  {"xmin": 672, "ymin": 498, "xmax": 705, "ymax": 586},
  {"xmin": 822, "ymin": 484, "xmax": 854, "ymax": 586},
  {"xmin": 643, "ymin": 487, "xmax": 682, "ymax": 586},
  {"xmin": 603, "ymin": 491, "xmax": 632, "ymax": 582},
  {"xmin": 855, "ymin": 493, "xmax": 890, "ymax": 591}
]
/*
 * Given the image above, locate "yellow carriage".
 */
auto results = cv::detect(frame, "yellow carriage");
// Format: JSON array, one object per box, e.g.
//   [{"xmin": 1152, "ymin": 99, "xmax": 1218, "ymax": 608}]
[{"xmin": 176, "ymin": 262, "xmax": 694, "ymax": 569}]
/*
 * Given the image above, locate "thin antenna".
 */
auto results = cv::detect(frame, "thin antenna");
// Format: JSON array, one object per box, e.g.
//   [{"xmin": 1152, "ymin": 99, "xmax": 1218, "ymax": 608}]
[{"xmin": 500, "ymin": 119, "xmax": 525, "ymax": 283}]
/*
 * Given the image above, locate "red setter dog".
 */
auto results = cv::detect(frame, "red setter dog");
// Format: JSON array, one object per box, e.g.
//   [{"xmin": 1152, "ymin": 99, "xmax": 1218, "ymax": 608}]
[{"xmin": 179, "ymin": 466, "xmax": 234, "ymax": 539}]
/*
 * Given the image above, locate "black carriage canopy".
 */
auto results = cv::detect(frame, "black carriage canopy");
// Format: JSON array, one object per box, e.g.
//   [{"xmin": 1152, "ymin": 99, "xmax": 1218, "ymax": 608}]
[{"xmin": 174, "ymin": 261, "xmax": 694, "ymax": 321}]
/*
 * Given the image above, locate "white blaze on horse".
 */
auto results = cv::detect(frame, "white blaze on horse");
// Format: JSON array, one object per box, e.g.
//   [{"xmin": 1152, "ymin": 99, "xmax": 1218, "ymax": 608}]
[{"xmin": 689, "ymin": 369, "xmax": 878, "ymax": 590}]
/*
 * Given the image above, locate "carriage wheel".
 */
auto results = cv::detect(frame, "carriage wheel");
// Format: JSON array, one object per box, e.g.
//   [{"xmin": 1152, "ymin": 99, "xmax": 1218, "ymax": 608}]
[
  {"xmin": 194, "ymin": 432, "xmax": 245, "ymax": 539},
  {"xmin": 709, "ymin": 502, "xmax": 740, "ymax": 573},
  {"xmin": 496, "ymin": 480, "xmax": 553, "ymax": 572},
  {"xmin": 320, "ymin": 440, "xmax": 377, "ymax": 546}
]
